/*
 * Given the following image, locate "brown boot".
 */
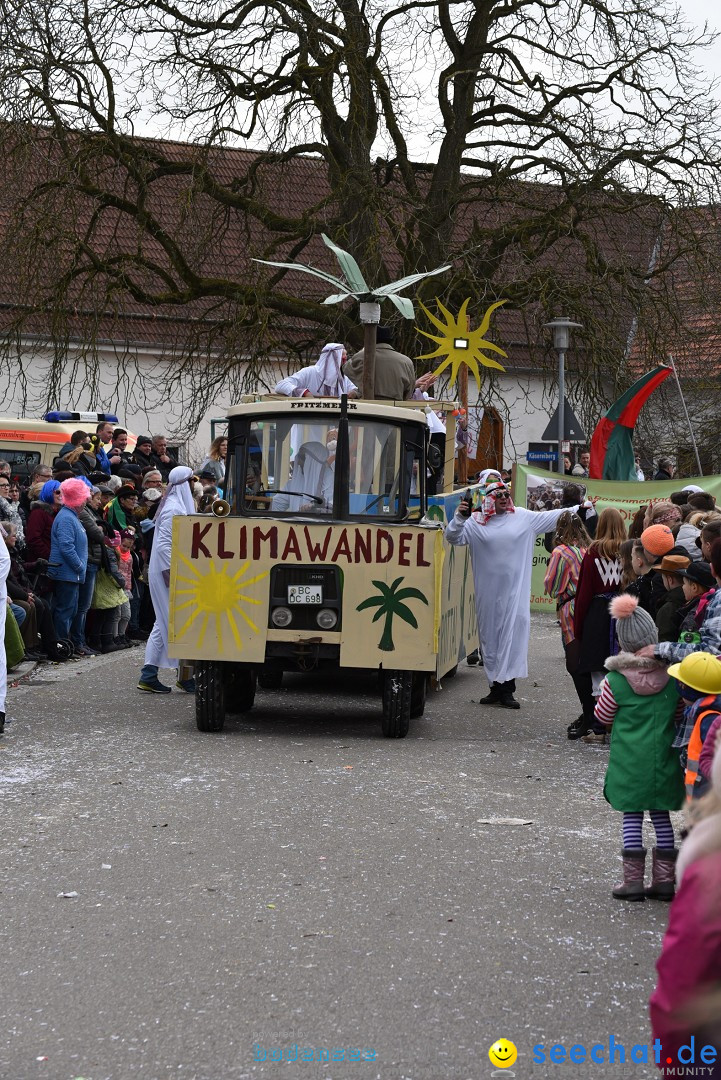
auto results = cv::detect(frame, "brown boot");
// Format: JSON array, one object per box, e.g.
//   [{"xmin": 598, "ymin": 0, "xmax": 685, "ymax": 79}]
[
  {"xmin": 645, "ymin": 848, "xmax": 677, "ymax": 900},
  {"xmin": 612, "ymin": 848, "xmax": 646, "ymax": 901}
]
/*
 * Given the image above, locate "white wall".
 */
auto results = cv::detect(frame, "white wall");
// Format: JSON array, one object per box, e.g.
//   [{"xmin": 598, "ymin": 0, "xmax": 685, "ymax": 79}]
[{"xmin": 4, "ymin": 338, "xmax": 580, "ymax": 471}]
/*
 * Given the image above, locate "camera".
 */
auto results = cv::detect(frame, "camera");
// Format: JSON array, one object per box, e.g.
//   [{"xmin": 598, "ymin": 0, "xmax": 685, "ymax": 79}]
[{"xmin": 459, "ymin": 489, "xmax": 473, "ymax": 518}]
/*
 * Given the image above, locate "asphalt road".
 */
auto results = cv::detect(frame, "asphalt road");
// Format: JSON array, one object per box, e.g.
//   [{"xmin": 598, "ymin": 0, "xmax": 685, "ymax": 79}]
[{"xmin": 0, "ymin": 615, "xmax": 677, "ymax": 1080}]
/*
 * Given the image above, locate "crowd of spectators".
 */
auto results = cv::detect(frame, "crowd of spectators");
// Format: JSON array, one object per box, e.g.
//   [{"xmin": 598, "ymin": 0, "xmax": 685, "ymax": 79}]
[{"xmin": 0, "ymin": 424, "xmax": 227, "ymax": 665}]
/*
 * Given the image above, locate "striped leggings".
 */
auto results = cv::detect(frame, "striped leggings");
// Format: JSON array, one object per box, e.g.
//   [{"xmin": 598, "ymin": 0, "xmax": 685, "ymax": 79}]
[{"xmin": 622, "ymin": 811, "xmax": 675, "ymax": 850}]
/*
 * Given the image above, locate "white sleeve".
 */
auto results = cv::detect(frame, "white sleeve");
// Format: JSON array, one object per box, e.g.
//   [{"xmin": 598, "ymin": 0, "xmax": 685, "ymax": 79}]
[
  {"xmin": 155, "ymin": 513, "xmax": 176, "ymax": 573},
  {"xmin": 528, "ymin": 505, "xmax": 580, "ymax": 535},
  {"xmin": 445, "ymin": 512, "xmax": 471, "ymax": 546},
  {"xmin": 342, "ymin": 374, "xmax": 358, "ymax": 394},
  {"xmin": 274, "ymin": 373, "xmax": 306, "ymax": 396}
]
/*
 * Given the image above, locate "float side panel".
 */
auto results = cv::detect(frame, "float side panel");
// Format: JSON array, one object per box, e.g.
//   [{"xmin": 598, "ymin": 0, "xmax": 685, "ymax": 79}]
[{"xmin": 168, "ymin": 518, "xmax": 440, "ymax": 668}]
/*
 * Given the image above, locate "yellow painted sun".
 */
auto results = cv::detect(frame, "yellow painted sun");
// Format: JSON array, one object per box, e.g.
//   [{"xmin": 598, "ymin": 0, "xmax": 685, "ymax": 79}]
[
  {"xmin": 174, "ymin": 556, "xmax": 269, "ymax": 651},
  {"xmin": 417, "ymin": 297, "xmax": 508, "ymax": 388}
]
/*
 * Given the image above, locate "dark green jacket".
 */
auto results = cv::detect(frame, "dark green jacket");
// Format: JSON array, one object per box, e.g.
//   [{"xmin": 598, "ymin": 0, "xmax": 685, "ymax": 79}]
[{"xmin": 603, "ymin": 658, "xmax": 684, "ymax": 813}]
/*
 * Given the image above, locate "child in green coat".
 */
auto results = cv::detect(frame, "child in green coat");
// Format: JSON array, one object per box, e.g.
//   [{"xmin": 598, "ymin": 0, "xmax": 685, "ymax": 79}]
[{"xmin": 595, "ymin": 594, "xmax": 684, "ymax": 901}]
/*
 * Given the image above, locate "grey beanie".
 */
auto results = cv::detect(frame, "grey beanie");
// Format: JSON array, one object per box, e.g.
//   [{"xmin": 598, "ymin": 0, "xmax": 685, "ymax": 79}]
[{"xmin": 609, "ymin": 594, "xmax": 658, "ymax": 652}]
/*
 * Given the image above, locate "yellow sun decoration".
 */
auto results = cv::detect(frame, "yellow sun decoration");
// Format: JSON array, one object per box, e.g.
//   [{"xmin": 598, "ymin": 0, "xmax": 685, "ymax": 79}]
[
  {"xmin": 174, "ymin": 556, "xmax": 269, "ymax": 651},
  {"xmin": 417, "ymin": 297, "xmax": 508, "ymax": 388}
]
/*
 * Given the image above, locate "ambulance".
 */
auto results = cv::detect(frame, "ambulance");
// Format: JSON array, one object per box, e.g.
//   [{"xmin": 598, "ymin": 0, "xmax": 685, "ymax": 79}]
[{"xmin": 0, "ymin": 411, "xmax": 122, "ymax": 481}]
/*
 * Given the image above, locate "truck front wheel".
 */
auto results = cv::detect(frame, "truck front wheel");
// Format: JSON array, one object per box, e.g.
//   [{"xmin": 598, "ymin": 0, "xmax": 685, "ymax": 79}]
[
  {"xmin": 381, "ymin": 670, "xmax": 411, "ymax": 738},
  {"xmin": 196, "ymin": 660, "xmax": 226, "ymax": 732}
]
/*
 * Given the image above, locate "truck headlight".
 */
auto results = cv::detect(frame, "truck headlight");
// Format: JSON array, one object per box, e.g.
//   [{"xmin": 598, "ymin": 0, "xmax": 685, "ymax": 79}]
[
  {"xmin": 271, "ymin": 606, "xmax": 293, "ymax": 628},
  {"xmin": 316, "ymin": 609, "xmax": 337, "ymax": 630}
]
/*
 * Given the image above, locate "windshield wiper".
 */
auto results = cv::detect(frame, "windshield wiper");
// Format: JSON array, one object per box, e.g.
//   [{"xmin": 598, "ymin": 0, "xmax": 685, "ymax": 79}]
[
  {"xmin": 262, "ymin": 489, "xmax": 324, "ymax": 505},
  {"xmin": 363, "ymin": 469, "xmax": 401, "ymax": 514}
]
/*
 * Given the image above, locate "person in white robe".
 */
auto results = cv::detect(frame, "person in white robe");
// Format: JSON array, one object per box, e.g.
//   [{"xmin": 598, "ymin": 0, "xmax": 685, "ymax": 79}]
[
  {"xmin": 446, "ymin": 481, "xmax": 579, "ymax": 709},
  {"xmin": 138, "ymin": 466, "xmax": 196, "ymax": 695},
  {"xmin": 274, "ymin": 343, "xmax": 358, "ymax": 398},
  {"xmin": 0, "ymin": 528, "xmax": 10, "ymax": 732},
  {"xmin": 276, "ymin": 343, "xmax": 358, "ymax": 457},
  {"xmin": 272, "ymin": 442, "xmax": 333, "ymax": 513}
]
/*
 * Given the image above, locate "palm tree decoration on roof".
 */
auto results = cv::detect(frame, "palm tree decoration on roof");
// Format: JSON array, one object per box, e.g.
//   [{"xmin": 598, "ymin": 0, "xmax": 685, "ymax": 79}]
[
  {"xmin": 356, "ymin": 577, "xmax": 429, "ymax": 652},
  {"xmin": 254, "ymin": 234, "xmax": 450, "ymax": 320},
  {"xmin": 417, "ymin": 297, "xmax": 508, "ymax": 389}
]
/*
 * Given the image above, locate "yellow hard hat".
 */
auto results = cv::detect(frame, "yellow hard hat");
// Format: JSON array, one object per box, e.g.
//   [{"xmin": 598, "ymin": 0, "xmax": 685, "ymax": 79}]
[{"xmin": 667, "ymin": 652, "xmax": 721, "ymax": 695}]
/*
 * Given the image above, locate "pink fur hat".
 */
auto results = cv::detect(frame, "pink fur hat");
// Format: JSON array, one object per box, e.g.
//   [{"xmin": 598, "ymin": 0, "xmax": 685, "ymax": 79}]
[{"xmin": 60, "ymin": 477, "xmax": 91, "ymax": 509}]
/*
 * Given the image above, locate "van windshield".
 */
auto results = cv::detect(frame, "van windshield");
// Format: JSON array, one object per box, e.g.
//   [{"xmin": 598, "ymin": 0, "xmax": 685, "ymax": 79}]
[{"xmin": 239, "ymin": 415, "xmax": 411, "ymax": 519}]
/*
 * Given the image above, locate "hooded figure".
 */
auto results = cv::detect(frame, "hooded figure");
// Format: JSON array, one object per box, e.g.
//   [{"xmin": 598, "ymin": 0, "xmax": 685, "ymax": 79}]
[
  {"xmin": 138, "ymin": 466, "xmax": 196, "ymax": 694},
  {"xmin": 273, "ymin": 343, "xmax": 358, "ymax": 399},
  {"xmin": 446, "ymin": 483, "xmax": 579, "ymax": 706},
  {"xmin": 272, "ymin": 442, "xmax": 333, "ymax": 513}
]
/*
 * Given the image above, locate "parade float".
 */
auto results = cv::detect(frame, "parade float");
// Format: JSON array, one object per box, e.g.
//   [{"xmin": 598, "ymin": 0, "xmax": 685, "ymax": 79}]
[{"xmin": 165, "ymin": 238, "xmax": 512, "ymax": 737}]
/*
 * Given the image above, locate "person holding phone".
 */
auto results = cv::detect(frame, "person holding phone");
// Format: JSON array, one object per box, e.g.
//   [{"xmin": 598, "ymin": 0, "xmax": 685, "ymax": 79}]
[{"xmin": 446, "ymin": 480, "xmax": 581, "ymax": 709}]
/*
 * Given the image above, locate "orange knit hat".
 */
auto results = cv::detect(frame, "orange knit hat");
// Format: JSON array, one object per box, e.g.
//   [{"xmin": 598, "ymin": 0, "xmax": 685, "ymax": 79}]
[{"xmin": 640, "ymin": 524, "xmax": 675, "ymax": 557}]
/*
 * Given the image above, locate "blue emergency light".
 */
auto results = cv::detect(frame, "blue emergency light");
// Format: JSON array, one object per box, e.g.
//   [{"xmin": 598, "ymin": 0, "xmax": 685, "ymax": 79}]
[{"xmin": 44, "ymin": 411, "xmax": 119, "ymax": 424}]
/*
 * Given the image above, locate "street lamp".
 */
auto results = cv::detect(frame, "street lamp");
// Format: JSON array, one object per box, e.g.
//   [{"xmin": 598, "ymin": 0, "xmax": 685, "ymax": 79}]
[{"xmin": 543, "ymin": 317, "xmax": 582, "ymax": 474}]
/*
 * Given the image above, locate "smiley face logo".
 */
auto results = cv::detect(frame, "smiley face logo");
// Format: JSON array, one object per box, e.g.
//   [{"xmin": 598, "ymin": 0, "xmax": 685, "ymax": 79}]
[{"xmin": 488, "ymin": 1039, "xmax": 518, "ymax": 1069}]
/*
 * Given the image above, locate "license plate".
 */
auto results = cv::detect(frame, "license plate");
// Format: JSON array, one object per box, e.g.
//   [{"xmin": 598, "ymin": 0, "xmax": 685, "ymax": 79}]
[{"xmin": 288, "ymin": 585, "xmax": 323, "ymax": 604}]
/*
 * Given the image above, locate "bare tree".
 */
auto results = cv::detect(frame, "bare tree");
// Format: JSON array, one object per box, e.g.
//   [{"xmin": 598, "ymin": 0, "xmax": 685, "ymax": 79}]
[{"xmin": 0, "ymin": 0, "xmax": 718, "ymax": 431}]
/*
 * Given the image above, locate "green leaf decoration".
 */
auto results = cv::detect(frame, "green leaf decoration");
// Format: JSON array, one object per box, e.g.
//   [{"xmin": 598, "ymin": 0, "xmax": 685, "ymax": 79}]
[
  {"xmin": 385, "ymin": 292, "xmax": 416, "ymax": 320},
  {"xmin": 255, "ymin": 240, "xmax": 450, "ymax": 321},
  {"xmin": 321, "ymin": 234, "xmax": 369, "ymax": 293},
  {"xmin": 253, "ymin": 258, "xmax": 349, "ymax": 293},
  {"xmin": 356, "ymin": 595, "xmax": 384, "ymax": 611},
  {"xmin": 394, "ymin": 605, "xmax": 419, "ymax": 629},
  {"xmin": 374, "ymin": 265, "xmax": 451, "ymax": 296}
]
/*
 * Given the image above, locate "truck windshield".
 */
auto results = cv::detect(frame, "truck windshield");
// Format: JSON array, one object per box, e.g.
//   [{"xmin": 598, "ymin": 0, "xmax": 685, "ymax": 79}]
[{"xmin": 239, "ymin": 415, "xmax": 410, "ymax": 519}]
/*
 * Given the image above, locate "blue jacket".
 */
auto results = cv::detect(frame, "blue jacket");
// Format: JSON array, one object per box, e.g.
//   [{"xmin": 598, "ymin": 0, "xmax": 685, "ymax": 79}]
[
  {"xmin": 48, "ymin": 506, "xmax": 88, "ymax": 583},
  {"xmin": 95, "ymin": 446, "xmax": 111, "ymax": 474}
]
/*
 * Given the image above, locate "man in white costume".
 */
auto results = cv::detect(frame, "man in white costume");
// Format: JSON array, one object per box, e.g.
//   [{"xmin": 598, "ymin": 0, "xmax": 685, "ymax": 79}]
[
  {"xmin": 446, "ymin": 481, "xmax": 579, "ymax": 709},
  {"xmin": 274, "ymin": 343, "xmax": 358, "ymax": 398},
  {"xmin": 0, "ymin": 527, "xmax": 10, "ymax": 732},
  {"xmin": 272, "ymin": 442, "xmax": 333, "ymax": 513},
  {"xmin": 137, "ymin": 466, "xmax": 196, "ymax": 694}
]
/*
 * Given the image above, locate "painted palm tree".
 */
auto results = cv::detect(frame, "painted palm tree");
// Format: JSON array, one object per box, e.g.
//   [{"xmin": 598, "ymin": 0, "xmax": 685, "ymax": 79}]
[
  {"xmin": 356, "ymin": 577, "xmax": 429, "ymax": 652},
  {"xmin": 254, "ymin": 234, "xmax": 449, "ymax": 320}
]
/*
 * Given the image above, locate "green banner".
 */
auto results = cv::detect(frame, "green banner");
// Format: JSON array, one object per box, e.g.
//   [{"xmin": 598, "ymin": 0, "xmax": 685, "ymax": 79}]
[{"xmin": 512, "ymin": 463, "xmax": 721, "ymax": 611}]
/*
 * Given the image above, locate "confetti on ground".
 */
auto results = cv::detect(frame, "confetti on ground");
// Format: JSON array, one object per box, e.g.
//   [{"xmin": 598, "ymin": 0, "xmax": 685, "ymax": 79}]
[{"xmin": 476, "ymin": 818, "xmax": 533, "ymax": 826}]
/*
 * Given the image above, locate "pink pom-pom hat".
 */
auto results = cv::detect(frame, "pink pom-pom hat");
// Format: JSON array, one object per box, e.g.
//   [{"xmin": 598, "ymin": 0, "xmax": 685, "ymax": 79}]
[
  {"xmin": 609, "ymin": 593, "xmax": 639, "ymax": 620},
  {"xmin": 59, "ymin": 477, "xmax": 92, "ymax": 509}
]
